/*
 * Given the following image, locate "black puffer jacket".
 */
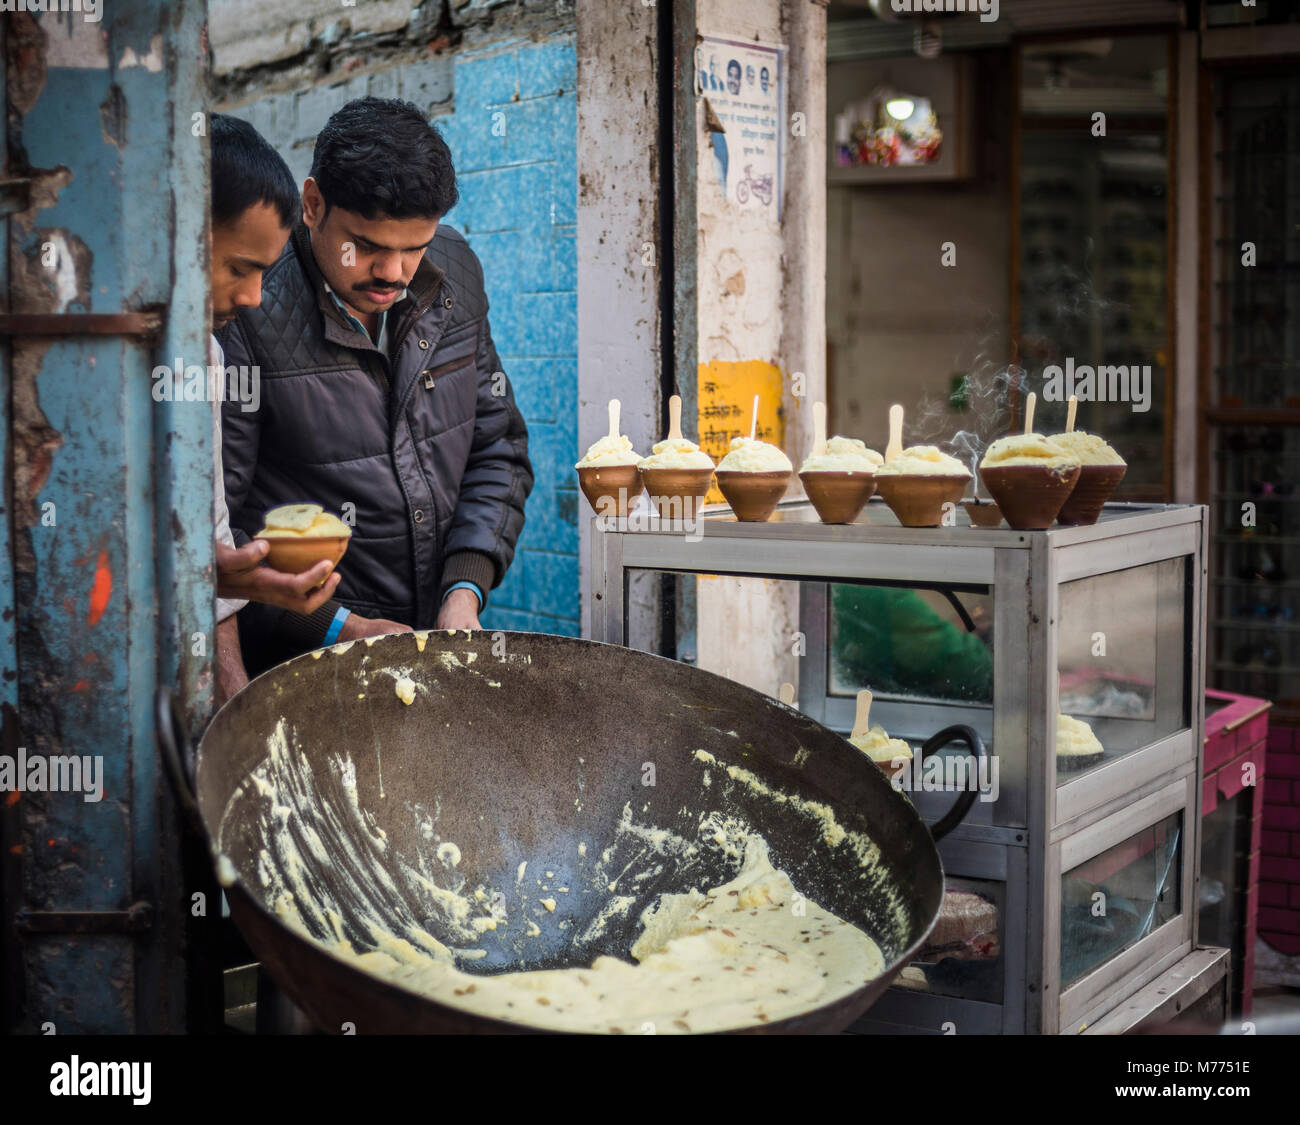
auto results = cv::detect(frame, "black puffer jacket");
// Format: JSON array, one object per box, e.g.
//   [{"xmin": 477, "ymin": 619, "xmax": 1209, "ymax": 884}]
[{"xmin": 220, "ymin": 222, "xmax": 532, "ymax": 671}]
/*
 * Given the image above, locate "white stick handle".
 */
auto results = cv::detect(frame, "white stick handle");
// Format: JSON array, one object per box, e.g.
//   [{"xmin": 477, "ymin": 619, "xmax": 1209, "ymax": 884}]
[
  {"xmin": 886, "ymin": 404, "xmax": 904, "ymax": 463},
  {"xmin": 1066, "ymin": 395, "xmax": 1078, "ymax": 434},
  {"xmin": 1023, "ymin": 391, "xmax": 1036, "ymax": 436},
  {"xmin": 749, "ymin": 394, "xmax": 760, "ymax": 442},
  {"xmin": 668, "ymin": 394, "xmax": 683, "ymax": 441},
  {"xmin": 779, "ymin": 682, "xmax": 795, "ymax": 706},
  {"xmin": 812, "ymin": 401, "xmax": 827, "ymax": 457},
  {"xmin": 851, "ymin": 689, "xmax": 873, "ymax": 740},
  {"xmin": 608, "ymin": 398, "xmax": 621, "ymax": 440}
]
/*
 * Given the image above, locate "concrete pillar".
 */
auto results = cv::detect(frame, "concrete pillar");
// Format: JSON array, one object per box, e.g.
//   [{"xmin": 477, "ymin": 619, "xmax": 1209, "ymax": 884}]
[{"xmin": 689, "ymin": 0, "xmax": 828, "ymax": 696}]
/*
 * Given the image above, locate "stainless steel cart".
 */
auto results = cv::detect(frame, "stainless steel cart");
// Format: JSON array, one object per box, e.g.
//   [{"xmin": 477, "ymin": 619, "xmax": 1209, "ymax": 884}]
[{"xmin": 590, "ymin": 497, "xmax": 1230, "ymax": 1033}]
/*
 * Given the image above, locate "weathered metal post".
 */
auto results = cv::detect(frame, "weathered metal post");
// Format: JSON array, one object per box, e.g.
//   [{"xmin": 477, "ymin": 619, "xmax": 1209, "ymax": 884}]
[{"xmin": 1, "ymin": 0, "xmax": 215, "ymax": 1032}]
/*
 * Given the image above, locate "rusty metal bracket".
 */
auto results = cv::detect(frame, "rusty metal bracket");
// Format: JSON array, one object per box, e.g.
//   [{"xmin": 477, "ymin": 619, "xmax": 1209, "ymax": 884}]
[
  {"xmin": 15, "ymin": 901, "xmax": 153, "ymax": 935},
  {"xmin": 0, "ymin": 311, "xmax": 164, "ymax": 338}
]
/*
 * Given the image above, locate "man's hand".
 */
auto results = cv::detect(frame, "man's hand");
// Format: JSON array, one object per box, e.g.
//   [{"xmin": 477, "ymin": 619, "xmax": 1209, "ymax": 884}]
[
  {"xmin": 337, "ymin": 613, "xmax": 413, "ymax": 642},
  {"xmin": 217, "ymin": 539, "xmax": 342, "ymax": 614},
  {"xmin": 435, "ymin": 587, "xmax": 481, "ymax": 632}
]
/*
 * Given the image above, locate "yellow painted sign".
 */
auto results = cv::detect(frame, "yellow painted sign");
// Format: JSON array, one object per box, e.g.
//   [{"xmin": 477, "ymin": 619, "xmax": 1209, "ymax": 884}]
[{"xmin": 697, "ymin": 360, "xmax": 786, "ymax": 502}]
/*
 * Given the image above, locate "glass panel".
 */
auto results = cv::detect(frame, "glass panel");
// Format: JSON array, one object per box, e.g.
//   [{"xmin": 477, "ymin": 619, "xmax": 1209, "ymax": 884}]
[
  {"xmin": 1199, "ymin": 789, "xmax": 1251, "ymax": 1018},
  {"xmin": 1209, "ymin": 426, "xmax": 1300, "ymax": 707},
  {"xmin": 1209, "ymin": 73, "xmax": 1300, "ymax": 410},
  {"xmin": 894, "ymin": 877, "xmax": 1003, "ymax": 1004},
  {"xmin": 1019, "ymin": 34, "xmax": 1170, "ymax": 500},
  {"xmin": 1056, "ymin": 557, "xmax": 1189, "ymax": 784},
  {"xmin": 829, "ymin": 581, "xmax": 993, "ymax": 705},
  {"xmin": 1061, "ymin": 811, "xmax": 1182, "ymax": 989}
]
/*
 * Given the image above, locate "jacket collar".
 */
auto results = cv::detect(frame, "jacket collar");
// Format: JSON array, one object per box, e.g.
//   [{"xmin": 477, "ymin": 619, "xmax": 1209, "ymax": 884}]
[{"xmin": 291, "ymin": 221, "xmax": 448, "ymax": 348}]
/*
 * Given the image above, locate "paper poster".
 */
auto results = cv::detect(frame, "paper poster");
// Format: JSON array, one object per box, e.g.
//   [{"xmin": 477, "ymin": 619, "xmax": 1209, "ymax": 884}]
[
  {"xmin": 697, "ymin": 359, "xmax": 786, "ymax": 503},
  {"xmin": 696, "ymin": 36, "xmax": 786, "ymax": 219}
]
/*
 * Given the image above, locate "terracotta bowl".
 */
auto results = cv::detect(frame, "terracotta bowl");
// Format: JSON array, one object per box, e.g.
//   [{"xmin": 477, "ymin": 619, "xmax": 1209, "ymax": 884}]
[
  {"xmin": 799, "ymin": 470, "xmax": 876, "ymax": 524},
  {"xmin": 869, "ymin": 754, "xmax": 912, "ymax": 782},
  {"xmin": 1056, "ymin": 464, "xmax": 1126, "ymax": 526},
  {"xmin": 963, "ymin": 499, "xmax": 1004, "ymax": 528},
  {"xmin": 979, "ymin": 464, "xmax": 1081, "ymax": 530},
  {"xmin": 576, "ymin": 464, "xmax": 643, "ymax": 518},
  {"xmin": 873, "ymin": 474, "xmax": 969, "ymax": 527},
  {"xmin": 261, "ymin": 535, "xmax": 350, "ymax": 575},
  {"xmin": 1057, "ymin": 750, "xmax": 1104, "ymax": 774},
  {"xmin": 715, "ymin": 470, "xmax": 791, "ymax": 522},
  {"xmin": 641, "ymin": 466, "xmax": 715, "ymax": 520}
]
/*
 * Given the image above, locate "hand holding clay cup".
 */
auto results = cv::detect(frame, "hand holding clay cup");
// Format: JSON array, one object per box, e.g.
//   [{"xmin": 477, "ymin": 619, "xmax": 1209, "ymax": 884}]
[
  {"xmin": 255, "ymin": 503, "xmax": 352, "ymax": 574},
  {"xmin": 714, "ymin": 437, "xmax": 793, "ymax": 522},
  {"xmin": 638, "ymin": 394, "xmax": 715, "ymax": 520},
  {"xmin": 576, "ymin": 398, "xmax": 644, "ymax": 518},
  {"xmin": 874, "ymin": 447, "xmax": 971, "ymax": 527},
  {"xmin": 1048, "ymin": 431, "xmax": 1126, "ymax": 526},
  {"xmin": 797, "ymin": 402, "xmax": 880, "ymax": 524},
  {"xmin": 978, "ymin": 434, "xmax": 1081, "ymax": 530}
]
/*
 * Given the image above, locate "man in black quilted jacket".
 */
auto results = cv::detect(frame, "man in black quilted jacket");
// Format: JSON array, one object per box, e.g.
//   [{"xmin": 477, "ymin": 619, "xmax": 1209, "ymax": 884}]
[{"xmin": 219, "ymin": 97, "xmax": 533, "ymax": 674}]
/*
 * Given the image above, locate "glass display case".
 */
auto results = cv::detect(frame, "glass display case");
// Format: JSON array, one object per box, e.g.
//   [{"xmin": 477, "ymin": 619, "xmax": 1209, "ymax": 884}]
[{"xmin": 590, "ymin": 497, "xmax": 1212, "ymax": 1033}]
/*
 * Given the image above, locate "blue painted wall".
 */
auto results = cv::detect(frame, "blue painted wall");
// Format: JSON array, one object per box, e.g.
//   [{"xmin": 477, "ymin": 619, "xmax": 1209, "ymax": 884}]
[
  {"xmin": 438, "ymin": 39, "xmax": 580, "ymax": 637},
  {"xmin": 227, "ymin": 36, "xmax": 580, "ymax": 637}
]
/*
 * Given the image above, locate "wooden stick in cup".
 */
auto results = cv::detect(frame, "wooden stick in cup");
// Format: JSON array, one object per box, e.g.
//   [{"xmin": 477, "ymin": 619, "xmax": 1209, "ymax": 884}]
[
  {"xmin": 885, "ymin": 404, "xmax": 904, "ymax": 463},
  {"xmin": 779, "ymin": 682, "xmax": 795, "ymax": 706},
  {"xmin": 812, "ymin": 401, "xmax": 827, "ymax": 457},
  {"xmin": 1022, "ymin": 391, "xmax": 1036, "ymax": 436},
  {"xmin": 668, "ymin": 394, "xmax": 683, "ymax": 441},
  {"xmin": 749, "ymin": 394, "xmax": 760, "ymax": 441},
  {"xmin": 851, "ymin": 689, "xmax": 873, "ymax": 740},
  {"xmin": 1066, "ymin": 394, "xmax": 1078, "ymax": 434},
  {"xmin": 608, "ymin": 398, "xmax": 621, "ymax": 440}
]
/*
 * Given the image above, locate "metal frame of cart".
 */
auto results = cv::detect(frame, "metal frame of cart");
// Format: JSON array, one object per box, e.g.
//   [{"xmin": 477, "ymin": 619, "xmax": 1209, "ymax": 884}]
[{"xmin": 591, "ymin": 498, "xmax": 1227, "ymax": 1034}]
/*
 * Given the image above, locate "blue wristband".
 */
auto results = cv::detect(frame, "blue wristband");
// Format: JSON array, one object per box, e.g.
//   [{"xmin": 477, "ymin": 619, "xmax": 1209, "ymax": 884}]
[
  {"xmin": 443, "ymin": 581, "xmax": 484, "ymax": 611},
  {"xmin": 322, "ymin": 606, "xmax": 351, "ymax": 646}
]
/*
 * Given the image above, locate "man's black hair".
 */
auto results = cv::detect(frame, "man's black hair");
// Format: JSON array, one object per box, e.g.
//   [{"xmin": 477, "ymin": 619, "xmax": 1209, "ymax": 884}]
[
  {"xmin": 210, "ymin": 113, "xmax": 299, "ymax": 229},
  {"xmin": 309, "ymin": 96, "xmax": 459, "ymax": 221}
]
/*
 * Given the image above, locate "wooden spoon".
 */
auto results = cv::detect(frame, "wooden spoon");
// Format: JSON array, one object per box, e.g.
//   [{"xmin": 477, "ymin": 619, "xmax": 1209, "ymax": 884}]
[
  {"xmin": 668, "ymin": 394, "xmax": 684, "ymax": 441},
  {"xmin": 812, "ymin": 401, "xmax": 828, "ymax": 458},
  {"xmin": 1022, "ymin": 391, "xmax": 1036, "ymax": 436},
  {"xmin": 1065, "ymin": 394, "xmax": 1078, "ymax": 434},
  {"xmin": 885, "ymin": 404, "xmax": 903, "ymax": 463},
  {"xmin": 608, "ymin": 398, "xmax": 621, "ymax": 440},
  {"xmin": 749, "ymin": 394, "xmax": 760, "ymax": 442},
  {"xmin": 851, "ymin": 689, "xmax": 874, "ymax": 740},
  {"xmin": 779, "ymin": 682, "xmax": 796, "ymax": 707}
]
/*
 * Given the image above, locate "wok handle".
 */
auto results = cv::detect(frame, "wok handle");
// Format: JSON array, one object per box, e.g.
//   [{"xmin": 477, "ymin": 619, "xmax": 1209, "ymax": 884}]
[
  {"xmin": 920, "ymin": 724, "xmax": 988, "ymax": 843},
  {"xmin": 155, "ymin": 686, "xmax": 205, "ymax": 836}
]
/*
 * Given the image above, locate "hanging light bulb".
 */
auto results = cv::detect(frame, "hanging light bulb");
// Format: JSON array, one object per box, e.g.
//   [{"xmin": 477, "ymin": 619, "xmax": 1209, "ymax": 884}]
[{"xmin": 885, "ymin": 96, "xmax": 916, "ymax": 121}]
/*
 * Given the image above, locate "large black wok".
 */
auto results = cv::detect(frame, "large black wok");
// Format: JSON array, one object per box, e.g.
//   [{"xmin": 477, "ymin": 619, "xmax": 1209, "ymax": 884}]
[{"xmin": 158, "ymin": 631, "xmax": 984, "ymax": 1034}]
